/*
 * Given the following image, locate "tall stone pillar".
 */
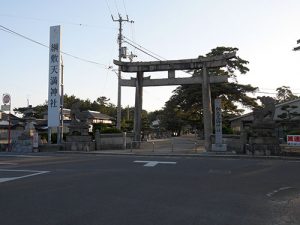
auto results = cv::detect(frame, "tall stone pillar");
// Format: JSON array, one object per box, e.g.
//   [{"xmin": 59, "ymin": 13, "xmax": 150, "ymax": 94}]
[
  {"xmin": 202, "ymin": 65, "xmax": 213, "ymax": 151},
  {"xmin": 133, "ymin": 71, "xmax": 143, "ymax": 145}
]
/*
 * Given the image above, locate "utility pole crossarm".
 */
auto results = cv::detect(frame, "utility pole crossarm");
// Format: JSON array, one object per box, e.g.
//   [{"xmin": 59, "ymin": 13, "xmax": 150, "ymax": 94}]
[
  {"xmin": 293, "ymin": 46, "xmax": 300, "ymax": 51},
  {"xmin": 293, "ymin": 39, "xmax": 300, "ymax": 51}
]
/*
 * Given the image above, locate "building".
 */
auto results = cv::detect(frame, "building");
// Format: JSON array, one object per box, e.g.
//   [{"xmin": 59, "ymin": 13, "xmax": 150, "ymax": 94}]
[
  {"xmin": 230, "ymin": 98, "xmax": 300, "ymax": 134},
  {"xmin": 43, "ymin": 109, "xmax": 115, "ymax": 133},
  {"xmin": 0, "ymin": 112, "xmax": 24, "ymax": 150}
]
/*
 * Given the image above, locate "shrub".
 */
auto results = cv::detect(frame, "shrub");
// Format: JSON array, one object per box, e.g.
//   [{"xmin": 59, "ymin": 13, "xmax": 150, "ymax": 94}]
[{"xmin": 100, "ymin": 127, "xmax": 122, "ymax": 134}]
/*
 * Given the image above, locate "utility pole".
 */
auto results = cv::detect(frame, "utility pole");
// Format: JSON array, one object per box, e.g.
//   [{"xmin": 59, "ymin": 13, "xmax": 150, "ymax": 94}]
[{"xmin": 112, "ymin": 14, "xmax": 134, "ymax": 130}]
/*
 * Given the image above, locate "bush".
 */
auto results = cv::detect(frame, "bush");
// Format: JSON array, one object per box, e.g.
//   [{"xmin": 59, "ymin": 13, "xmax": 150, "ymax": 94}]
[
  {"xmin": 92, "ymin": 123, "xmax": 122, "ymax": 134},
  {"xmin": 100, "ymin": 127, "xmax": 122, "ymax": 134},
  {"xmin": 223, "ymin": 126, "xmax": 234, "ymax": 134}
]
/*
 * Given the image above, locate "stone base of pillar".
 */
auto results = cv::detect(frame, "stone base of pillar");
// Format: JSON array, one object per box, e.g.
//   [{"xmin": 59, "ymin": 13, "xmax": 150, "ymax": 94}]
[{"xmin": 212, "ymin": 144, "xmax": 227, "ymax": 152}]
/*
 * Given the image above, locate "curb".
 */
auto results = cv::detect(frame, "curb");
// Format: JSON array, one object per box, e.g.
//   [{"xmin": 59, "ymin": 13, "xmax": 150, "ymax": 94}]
[{"xmin": 56, "ymin": 150, "xmax": 300, "ymax": 161}]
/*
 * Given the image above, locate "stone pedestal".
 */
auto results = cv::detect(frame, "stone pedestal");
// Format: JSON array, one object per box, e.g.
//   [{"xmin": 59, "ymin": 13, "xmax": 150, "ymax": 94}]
[
  {"xmin": 246, "ymin": 136, "xmax": 280, "ymax": 155},
  {"xmin": 11, "ymin": 122, "xmax": 36, "ymax": 153},
  {"xmin": 64, "ymin": 103, "xmax": 96, "ymax": 151},
  {"xmin": 64, "ymin": 121, "xmax": 95, "ymax": 151},
  {"xmin": 65, "ymin": 135, "xmax": 94, "ymax": 151},
  {"xmin": 212, "ymin": 144, "xmax": 227, "ymax": 152}
]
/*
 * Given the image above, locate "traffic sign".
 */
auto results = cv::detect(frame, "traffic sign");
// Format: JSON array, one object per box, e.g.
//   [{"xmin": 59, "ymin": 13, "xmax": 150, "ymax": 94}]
[
  {"xmin": 2, "ymin": 94, "xmax": 10, "ymax": 105},
  {"xmin": 1, "ymin": 105, "xmax": 10, "ymax": 111}
]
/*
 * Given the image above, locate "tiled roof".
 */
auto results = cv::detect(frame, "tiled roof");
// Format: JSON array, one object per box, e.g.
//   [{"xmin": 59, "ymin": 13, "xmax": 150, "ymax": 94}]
[{"xmin": 82, "ymin": 110, "xmax": 115, "ymax": 121}]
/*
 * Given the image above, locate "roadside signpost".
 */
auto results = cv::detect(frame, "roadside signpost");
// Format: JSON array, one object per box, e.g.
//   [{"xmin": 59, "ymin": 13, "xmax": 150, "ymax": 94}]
[{"xmin": 1, "ymin": 93, "xmax": 11, "ymax": 151}]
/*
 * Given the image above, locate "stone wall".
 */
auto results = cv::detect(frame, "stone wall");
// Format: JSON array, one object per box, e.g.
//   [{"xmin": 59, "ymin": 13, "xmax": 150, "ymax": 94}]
[{"xmin": 95, "ymin": 133, "xmax": 133, "ymax": 150}]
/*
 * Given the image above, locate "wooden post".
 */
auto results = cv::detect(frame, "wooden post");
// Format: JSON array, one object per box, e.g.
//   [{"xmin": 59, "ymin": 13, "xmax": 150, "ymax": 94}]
[{"xmin": 202, "ymin": 65, "xmax": 213, "ymax": 151}]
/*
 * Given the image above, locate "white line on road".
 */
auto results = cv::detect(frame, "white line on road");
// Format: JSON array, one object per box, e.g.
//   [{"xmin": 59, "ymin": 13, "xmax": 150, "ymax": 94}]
[
  {"xmin": 266, "ymin": 186, "xmax": 293, "ymax": 197},
  {"xmin": 134, "ymin": 160, "xmax": 177, "ymax": 167},
  {"xmin": 0, "ymin": 169, "xmax": 50, "ymax": 183}
]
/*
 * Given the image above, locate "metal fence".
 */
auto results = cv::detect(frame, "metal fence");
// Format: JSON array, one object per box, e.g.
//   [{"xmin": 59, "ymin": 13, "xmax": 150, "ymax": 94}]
[{"xmin": 130, "ymin": 136, "xmax": 204, "ymax": 153}]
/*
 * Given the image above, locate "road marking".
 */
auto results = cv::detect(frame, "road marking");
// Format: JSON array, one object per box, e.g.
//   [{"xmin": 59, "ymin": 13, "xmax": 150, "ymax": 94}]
[
  {"xmin": 134, "ymin": 160, "xmax": 177, "ymax": 167},
  {"xmin": 266, "ymin": 186, "xmax": 293, "ymax": 197},
  {"xmin": 0, "ymin": 169, "xmax": 50, "ymax": 183}
]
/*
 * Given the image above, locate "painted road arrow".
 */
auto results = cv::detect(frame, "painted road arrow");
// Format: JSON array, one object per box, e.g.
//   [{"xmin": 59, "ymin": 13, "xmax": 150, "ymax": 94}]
[{"xmin": 134, "ymin": 160, "xmax": 177, "ymax": 167}]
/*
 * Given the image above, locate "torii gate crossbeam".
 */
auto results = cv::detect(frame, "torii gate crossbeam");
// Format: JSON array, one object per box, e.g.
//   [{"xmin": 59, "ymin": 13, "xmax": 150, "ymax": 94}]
[{"xmin": 114, "ymin": 52, "xmax": 235, "ymax": 151}]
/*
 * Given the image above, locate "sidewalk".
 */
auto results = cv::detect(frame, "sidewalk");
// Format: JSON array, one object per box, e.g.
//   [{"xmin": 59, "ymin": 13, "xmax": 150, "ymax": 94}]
[
  {"xmin": 33, "ymin": 135, "xmax": 300, "ymax": 160},
  {"xmin": 58, "ymin": 147, "xmax": 300, "ymax": 161}
]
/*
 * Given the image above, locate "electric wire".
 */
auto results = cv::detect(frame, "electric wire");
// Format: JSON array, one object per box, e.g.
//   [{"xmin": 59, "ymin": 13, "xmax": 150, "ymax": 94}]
[
  {"xmin": 257, "ymin": 91, "xmax": 300, "ymax": 95},
  {"xmin": 122, "ymin": 0, "xmax": 128, "ymax": 16},
  {"xmin": 130, "ymin": 23, "xmax": 136, "ymax": 55},
  {"xmin": 114, "ymin": 0, "xmax": 120, "ymax": 15},
  {"xmin": 0, "ymin": 24, "xmax": 110, "ymax": 68},
  {"xmin": 105, "ymin": 0, "xmax": 113, "ymax": 16},
  {"xmin": 123, "ymin": 35, "xmax": 166, "ymax": 60},
  {"xmin": 123, "ymin": 40, "xmax": 161, "ymax": 60},
  {"xmin": 123, "ymin": 35, "xmax": 193, "ymax": 75},
  {"xmin": 0, "ymin": 14, "xmax": 116, "ymax": 30}
]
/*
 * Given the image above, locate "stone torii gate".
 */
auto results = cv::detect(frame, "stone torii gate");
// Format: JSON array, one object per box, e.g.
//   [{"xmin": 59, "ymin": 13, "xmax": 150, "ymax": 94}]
[{"xmin": 114, "ymin": 52, "xmax": 235, "ymax": 151}]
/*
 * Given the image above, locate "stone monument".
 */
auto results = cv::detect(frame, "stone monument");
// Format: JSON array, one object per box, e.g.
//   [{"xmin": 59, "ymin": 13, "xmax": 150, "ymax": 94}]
[
  {"xmin": 65, "ymin": 102, "xmax": 95, "ymax": 151},
  {"xmin": 212, "ymin": 98, "xmax": 227, "ymax": 151},
  {"xmin": 245, "ymin": 96, "xmax": 280, "ymax": 155},
  {"xmin": 12, "ymin": 122, "xmax": 36, "ymax": 153}
]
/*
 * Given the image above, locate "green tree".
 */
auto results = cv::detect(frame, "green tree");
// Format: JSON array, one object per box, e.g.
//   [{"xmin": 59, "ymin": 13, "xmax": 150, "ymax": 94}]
[
  {"xmin": 63, "ymin": 94, "xmax": 117, "ymax": 117},
  {"xmin": 159, "ymin": 46, "xmax": 258, "ymax": 134},
  {"xmin": 14, "ymin": 103, "xmax": 47, "ymax": 119},
  {"xmin": 275, "ymin": 86, "xmax": 298, "ymax": 103}
]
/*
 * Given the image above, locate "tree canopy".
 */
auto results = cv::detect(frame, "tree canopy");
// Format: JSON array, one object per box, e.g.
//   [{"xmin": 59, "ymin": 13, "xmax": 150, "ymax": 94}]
[
  {"xmin": 155, "ymin": 46, "xmax": 258, "ymax": 134},
  {"xmin": 14, "ymin": 95, "xmax": 118, "ymax": 119},
  {"xmin": 275, "ymin": 86, "xmax": 298, "ymax": 103}
]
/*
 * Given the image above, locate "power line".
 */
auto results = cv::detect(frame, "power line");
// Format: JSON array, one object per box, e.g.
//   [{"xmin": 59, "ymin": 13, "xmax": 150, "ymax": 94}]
[
  {"xmin": 0, "ymin": 14, "xmax": 116, "ymax": 30},
  {"xmin": 123, "ymin": 35, "xmax": 193, "ymax": 76},
  {"xmin": 0, "ymin": 24, "xmax": 110, "ymax": 68},
  {"xmin": 123, "ymin": 35, "xmax": 166, "ymax": 60},
  {"xmin": 129, "ymin": 23, "xmax": 136, "ymax": 55},
  {"xmin": 256, "ymin": 91, "xmax": 277, "ymax": 95},
  {"xmin": 124, "ymin": 40, "xmax": 161, "ymax": 60},
  {"xmin": 0, "ymin": 25, "xmax": 48, "ymax": 48},
  {"xmin": 122, "ymin": 0, "xmax": 128, "ymax": 16},
  {"xmin": 105, "ymin": 0, "xmax": 113, "ymax": 16},
  {"xmin": 257, "ymin": 91, "xmax": 300, "ymax": 95},
  {"xmin": 114, "ymin": 0, "xmax": 120, "ymax": 15}
]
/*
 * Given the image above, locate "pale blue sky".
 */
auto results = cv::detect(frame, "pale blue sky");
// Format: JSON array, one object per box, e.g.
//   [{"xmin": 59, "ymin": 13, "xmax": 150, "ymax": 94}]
[{"xmin": 1, "ymin": 0, "xmax": 300, "ymax": 112}]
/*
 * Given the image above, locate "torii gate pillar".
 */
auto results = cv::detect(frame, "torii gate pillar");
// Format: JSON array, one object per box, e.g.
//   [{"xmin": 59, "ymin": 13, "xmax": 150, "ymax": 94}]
[
  {"xmin": 134, "ymin": 71, "xmax": 143, "ymax": 144},
  {"xmin": 202, "ymin": 65, "xmax": 213, "ymax": 151}
]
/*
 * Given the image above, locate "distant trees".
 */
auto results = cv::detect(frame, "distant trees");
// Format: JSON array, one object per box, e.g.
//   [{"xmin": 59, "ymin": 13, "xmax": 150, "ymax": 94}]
[
  {"xmin": 13, "ymin": 103, "xmax": 47, "ymax": 119},
  {"xmin": 275, "ymin": 86, "xmax": 298, "ymax": 103},
  {"xmin": 14, "ymin": 95, "xmax": 118, "ymax": 119}
]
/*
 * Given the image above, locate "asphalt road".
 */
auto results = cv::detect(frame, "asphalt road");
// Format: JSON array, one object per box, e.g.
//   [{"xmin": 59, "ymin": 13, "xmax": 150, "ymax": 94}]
[{"xmin": 0, "ymin": 153, "xmax": 299, "ymax": 225}]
